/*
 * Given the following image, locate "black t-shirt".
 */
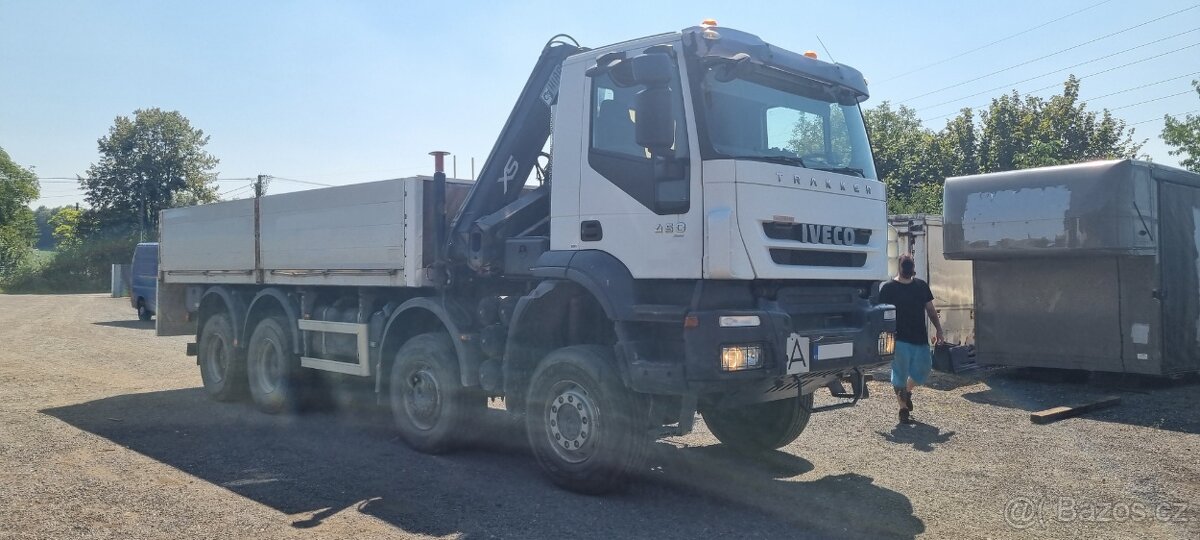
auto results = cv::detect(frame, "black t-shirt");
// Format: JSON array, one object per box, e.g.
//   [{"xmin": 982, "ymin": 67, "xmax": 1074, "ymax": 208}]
[{"xmin": 878, "ymin": 278, "xmax": 934, "ymax": 345}]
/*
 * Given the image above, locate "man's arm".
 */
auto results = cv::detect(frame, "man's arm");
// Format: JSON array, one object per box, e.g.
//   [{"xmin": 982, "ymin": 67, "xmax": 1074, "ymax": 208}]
[{"xmin": 925, "ymin": 301, "xmax": 945, "ymax": 344}]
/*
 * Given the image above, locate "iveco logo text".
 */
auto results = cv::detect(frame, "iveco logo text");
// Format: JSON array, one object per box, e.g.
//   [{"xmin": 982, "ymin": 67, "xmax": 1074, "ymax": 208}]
[
  {"xmin": 776, "ymin": 173, "xmax": 870, "ymax": 195},
  {"xmin": 796, "ymin": 223, "xmax": 857, "ymax": 246}
]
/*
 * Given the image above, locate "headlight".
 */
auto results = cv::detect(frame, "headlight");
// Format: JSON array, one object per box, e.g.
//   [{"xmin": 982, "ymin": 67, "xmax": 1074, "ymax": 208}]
[
  {"xmin": 721, "ymin": 345, "xmax": 763, "ymax": 371},
  {"xmin": 878, "ymin": 332, "xmax": 895, "ymax": 356},
  {"xmin": 719, "ymin": 315, "xmax": 761, "ymax": 327}
]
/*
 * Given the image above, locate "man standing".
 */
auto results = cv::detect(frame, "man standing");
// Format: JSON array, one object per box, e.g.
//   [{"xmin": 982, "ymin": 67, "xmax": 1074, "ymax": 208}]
[{"xmin": 878, "ymin": 253, "xmax": 944, "ymax": 424}]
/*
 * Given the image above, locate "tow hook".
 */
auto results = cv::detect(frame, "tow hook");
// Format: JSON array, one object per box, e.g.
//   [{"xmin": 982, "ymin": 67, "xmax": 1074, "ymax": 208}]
[{"xmin": 811, "ymin": 368, "xmax": 869, "ymax": 413}]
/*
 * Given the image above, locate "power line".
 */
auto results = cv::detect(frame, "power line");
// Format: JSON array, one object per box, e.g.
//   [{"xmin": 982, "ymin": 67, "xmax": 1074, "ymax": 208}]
[
  {"xmin": 1129, "ymin": 108, "xmax": 1200, "ymax": 125},
  {"xmin": 219, "ymin": 184, "xmax": 254, "ymax": 197},
  {"xmin": 1109, "ymin": 90, "xmax": 1195, "ymax": 111},
  {"xmin": 900, "ymin": 8, "xmax": 1200, "ymax": 102},
  {"xmin": 266, "ymin": 175, "xmax": 334, "ymax": 187},
  {"xmin": 918, "ymin": 41, "xmax": 1200, "ymax": 119},
  {"xmin": 878, "ymin": 0, "xmax": 1114, "ymax": 83},
  {"xmin": 1085, "ymin": 72, "xmax": 1200, "ymax": 101},
  {"xmin": 912, "ymin": 31, "xmax": 1200, "ymax": 110}
]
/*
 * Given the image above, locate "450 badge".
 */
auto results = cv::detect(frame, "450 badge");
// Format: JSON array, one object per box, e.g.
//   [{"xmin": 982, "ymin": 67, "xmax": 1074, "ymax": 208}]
[{"xmin": 654, "ymin": 222, "xmax": 687, "ymax": 237}]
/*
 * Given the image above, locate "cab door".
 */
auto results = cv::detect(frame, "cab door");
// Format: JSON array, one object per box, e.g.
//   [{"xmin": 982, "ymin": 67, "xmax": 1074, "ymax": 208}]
[{"xmin": 576, "ymin": 47, "xmax": 702, "ymax": 279}]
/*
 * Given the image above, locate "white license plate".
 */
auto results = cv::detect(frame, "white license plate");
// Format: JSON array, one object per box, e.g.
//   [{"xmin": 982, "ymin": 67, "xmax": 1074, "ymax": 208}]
[
  {"xmin": 785, "ymin": 334, "xmax": 811, "ymax": 374},
  {"xmin": 817, "ymin": 342, "xmax": 854, "ymax": 360}
]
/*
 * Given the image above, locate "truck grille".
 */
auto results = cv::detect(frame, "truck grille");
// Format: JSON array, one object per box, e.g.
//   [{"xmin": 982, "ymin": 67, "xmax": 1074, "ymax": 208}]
[
  {"xmin": 769, "ymin": 249, "xmax": 867, "ymax": 267},
  {"xmin": 763, "ymin": 222, "xmax": 872, "ymax": 245}
]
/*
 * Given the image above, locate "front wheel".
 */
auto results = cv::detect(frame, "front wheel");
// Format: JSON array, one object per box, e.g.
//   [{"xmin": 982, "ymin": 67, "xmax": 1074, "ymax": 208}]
[
  {"xmin": 701, "ymin": 393, "xmax": 814, "ymax": 452},
  {"xmin": 525, "ymin": 345, "xmax": 651, "ymax": 494},
  {"xmin": 389, "ymin": 333, "xmax": 484, "ymax": 453}
]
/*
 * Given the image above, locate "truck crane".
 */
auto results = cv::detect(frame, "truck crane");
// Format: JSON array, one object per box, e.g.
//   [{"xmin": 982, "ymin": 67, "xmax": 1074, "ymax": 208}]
[{"xmin": 155, "ymin": 21, "xmax": 896, "ymax": 493}]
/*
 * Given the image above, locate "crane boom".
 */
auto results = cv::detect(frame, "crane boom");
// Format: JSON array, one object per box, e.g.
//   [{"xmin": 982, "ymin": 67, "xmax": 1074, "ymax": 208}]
[{"xmin": 447, "ymin": 37, "xmax": 583, "ymax": 273}]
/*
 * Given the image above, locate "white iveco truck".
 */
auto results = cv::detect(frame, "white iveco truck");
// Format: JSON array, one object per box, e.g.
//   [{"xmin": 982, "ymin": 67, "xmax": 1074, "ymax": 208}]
[{"xmin": 156, "ymin": 22, "xmax": 896, "ymax": 493}]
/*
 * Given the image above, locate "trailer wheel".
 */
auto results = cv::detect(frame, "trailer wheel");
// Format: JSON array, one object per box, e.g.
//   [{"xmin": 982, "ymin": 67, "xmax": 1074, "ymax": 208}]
[
  {"xmin": 525, "ymin": 345, "xmax": 651, "ymax": 494},
  {"xmin": 701, "ymin": 393, "xmax": 814, "ymax": 452},
  {"xmin": 246, "ymin": 316, "xmax": 307, "ymax": 414},
  {"xmin": 137, "ymin": 300, "xmax": 152, "ymax": 321},
  {"xmin": 389, "ymin": 333, "xmax": 483, "ymax": 453},
  {"xmin": 198, "ymin": 312, "xmax": 246, "ymax": 401}
]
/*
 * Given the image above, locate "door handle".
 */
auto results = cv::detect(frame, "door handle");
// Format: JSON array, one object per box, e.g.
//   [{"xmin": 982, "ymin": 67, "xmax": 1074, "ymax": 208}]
[{"xmin": 581, "ymin": 220, "xmax": 603, "ymax": 242}]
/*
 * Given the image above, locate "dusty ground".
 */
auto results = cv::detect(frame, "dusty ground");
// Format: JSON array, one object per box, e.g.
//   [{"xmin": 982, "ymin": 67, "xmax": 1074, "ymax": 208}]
[{"xmin": 0, "ymin": 294, "xmax": 1197, "ymax": 539}]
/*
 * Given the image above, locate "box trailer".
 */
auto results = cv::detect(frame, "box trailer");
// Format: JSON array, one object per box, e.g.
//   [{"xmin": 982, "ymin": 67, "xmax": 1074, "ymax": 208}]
[{"xmin": 943, "ymin": 159, "xmax": 1200, "ymax": 376}]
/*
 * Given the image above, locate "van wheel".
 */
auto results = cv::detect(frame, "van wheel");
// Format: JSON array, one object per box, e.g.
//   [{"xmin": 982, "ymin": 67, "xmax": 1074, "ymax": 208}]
[
  {"xmin": 198, "ymin": 312, "xmax": 246, "ymax": 401},
  {"xmin": 389, "ymin": 333, "xmax": 484, "ymax": 453},
  {"xmin": 701, "ymin": 393, "xmax": 814, "ymax": 452},
  {"xmin": 525, "ymin": 345, "xmax": 651, "ymax": 494},
  {"xmin": 137, "ymin": 300, "xmax": 153, "ymax": 321},
  {"xmin": 246, "ymin": 316, "xmax": 308, "ymax": 414}
]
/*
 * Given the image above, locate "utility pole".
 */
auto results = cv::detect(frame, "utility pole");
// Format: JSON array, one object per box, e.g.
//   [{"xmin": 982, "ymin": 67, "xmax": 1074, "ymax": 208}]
[{"xmin": 254, "ymin": 175, "xmax": 266, "ymax": 284}]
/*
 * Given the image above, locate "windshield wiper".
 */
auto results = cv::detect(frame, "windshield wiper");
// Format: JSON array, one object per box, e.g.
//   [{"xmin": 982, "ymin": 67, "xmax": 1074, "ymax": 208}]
[
  {"xmin": 735, "ymin": 155, "xmax": 807, "ymax": 168},
  {"xmin": 810, "ymin": 166, "xmax": 865, "ymax": 178}
]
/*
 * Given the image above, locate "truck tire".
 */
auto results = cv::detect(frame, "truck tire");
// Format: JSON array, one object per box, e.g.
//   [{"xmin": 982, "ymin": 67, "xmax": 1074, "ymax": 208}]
[
  {"xmin": 525, "ymin": 345, "xmax": 651, "ymax": 494},
  {"xmin": 137, "ymin": 300, "xmax": 152, "ymax": 321},
  {"xmin": 701, "ymin": 393, "xmax": 814, "ymax": 452},
  {"xmin": 246, "ymin": 315, "xmax": 308, "ymax": 414},
  {"xmin": 198, "ymin": 312, "xmax": 246, "ymax": 401},
  {"xmin": 389, "ymin": 333, "xmax": 484, "ymax": 453}
]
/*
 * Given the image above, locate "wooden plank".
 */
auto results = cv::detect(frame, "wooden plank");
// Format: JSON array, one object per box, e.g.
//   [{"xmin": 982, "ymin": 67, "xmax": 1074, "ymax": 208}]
[{"xmin": 1030, "ymin": 396, "xmax": 1121, "ymax": 425}]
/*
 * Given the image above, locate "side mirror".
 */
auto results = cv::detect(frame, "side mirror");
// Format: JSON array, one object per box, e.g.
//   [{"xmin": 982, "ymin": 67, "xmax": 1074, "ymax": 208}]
[{"xmin": 630, "ymin": 53, "xmax": 676, "ymax": 153}]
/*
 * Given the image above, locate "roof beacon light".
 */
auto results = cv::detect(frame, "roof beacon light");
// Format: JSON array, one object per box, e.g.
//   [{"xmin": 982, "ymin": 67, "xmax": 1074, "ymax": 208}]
[
  {"xmin": 701, "ymin": 19, "xmax": 720, "ymax": 40},
  {"xmin": 700, "ymin": 18, "xmax": 718, "ymax": 27},
  {"xmin": 804, "ymin": 50, "xmax": 819, "ymax": 59}
]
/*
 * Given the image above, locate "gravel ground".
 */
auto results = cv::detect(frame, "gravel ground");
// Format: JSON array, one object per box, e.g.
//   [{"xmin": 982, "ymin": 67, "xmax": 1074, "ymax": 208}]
[{"xmin": 0, "ymin": 294, "xmax": 1197, "ymax": 539}]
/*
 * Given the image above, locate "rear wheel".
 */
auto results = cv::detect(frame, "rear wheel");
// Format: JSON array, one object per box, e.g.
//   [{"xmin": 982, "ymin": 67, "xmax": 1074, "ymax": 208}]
[
  {"xmin": 246, "ymin": 316, "xmax": 308, "ymax": 414},
  {"xmin": 525, "ymin": 345, "xmax": 651, "ymax": 494},
  {"xmin": 702, "ymin": 393, "xmax": 814, "ymax": 452},
  {"xmin": 198, "ymin": 312, "xmax": 246, "ymax": 401},
  {"xmin": 389, "ymin": 333, "xmax": 484, "ymax": 453}
]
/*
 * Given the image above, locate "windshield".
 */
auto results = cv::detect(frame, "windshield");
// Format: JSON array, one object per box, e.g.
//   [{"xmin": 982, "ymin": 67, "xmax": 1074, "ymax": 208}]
[{"xmin": 698, "ymin": 68, "xmax": 878, "ymax": 179}]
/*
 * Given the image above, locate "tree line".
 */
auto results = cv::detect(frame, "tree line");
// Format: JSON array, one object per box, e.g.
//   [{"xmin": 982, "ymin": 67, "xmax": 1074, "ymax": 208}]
[
  {"xmin": 860, "ymin": 76, "xmax": 1165, "ymax": 214},
  {"xmin": 1, "ymin": 108, "xmax": 218, "ymax": 291}
]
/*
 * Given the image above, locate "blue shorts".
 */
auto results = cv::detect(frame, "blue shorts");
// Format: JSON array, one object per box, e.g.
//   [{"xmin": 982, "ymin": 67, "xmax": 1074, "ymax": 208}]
[{"xmin": 891, "ymin": 341, "xmax": 932, "ymax": 388}]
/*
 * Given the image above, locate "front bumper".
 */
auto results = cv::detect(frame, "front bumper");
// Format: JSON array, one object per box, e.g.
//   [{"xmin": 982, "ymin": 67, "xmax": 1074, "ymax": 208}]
[{"xmin": 625, "ymin": 304, "xmax": 895, "ymax": 401}]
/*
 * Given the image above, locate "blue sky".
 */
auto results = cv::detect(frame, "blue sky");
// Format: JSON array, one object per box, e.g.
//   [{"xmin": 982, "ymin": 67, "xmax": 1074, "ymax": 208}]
[{"xmin": 3, "ymin": 0, "xmax": 1198, "ymax": 208}]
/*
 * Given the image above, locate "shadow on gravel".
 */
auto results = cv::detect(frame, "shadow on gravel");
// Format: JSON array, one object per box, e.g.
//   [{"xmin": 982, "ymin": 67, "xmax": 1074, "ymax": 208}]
[
  {"xmin": 92, "ymin": 319, "xmax": 155, "ymax": 330},
  {"xmin": 43, "ymin": 388, "xmax": 924, "ymax": 539},
  {"xmin": 876, "ymin": 422, "xmax": 956, "ymax": 452},
  {"xmin": 961, "ymin": 369, "xmax": 1200, "ymax": 434}
]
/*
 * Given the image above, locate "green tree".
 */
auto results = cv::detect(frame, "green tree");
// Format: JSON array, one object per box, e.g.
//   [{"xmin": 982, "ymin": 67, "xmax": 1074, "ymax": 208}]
[
  {"xmin": 81, "ymin": 108, "xmax": 219, "ymax": 236},
  {"xmin": 859, "ymin": 76, "xmax": 1144, "ymax": 215},
  {"xmin": 32, "ymin": 205, "xmax": 69, "ymax": 250},
  {"xmin": 50, "ymin": 207, "xmax": 82, "ymax": 250},
  {"xmin": 0, "ymin": 146, "xmax": 40, "ymax": 274},
  {"xmin": 1161, "ymin": 80, "xmax": 1200, "ymax": 172}
]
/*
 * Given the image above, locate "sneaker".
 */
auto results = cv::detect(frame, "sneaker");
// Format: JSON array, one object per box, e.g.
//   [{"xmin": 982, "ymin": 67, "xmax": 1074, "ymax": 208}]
[{"xmin": 899, "ymin": 408, "xmax": 914, "ymax": 424}]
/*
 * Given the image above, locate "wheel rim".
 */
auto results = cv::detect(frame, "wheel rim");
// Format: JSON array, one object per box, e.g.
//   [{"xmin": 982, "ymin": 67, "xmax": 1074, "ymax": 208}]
[
  {"xmin": 544, "ymin": 380, "xmax": 597, "ymax": 464},
  {"xmin": 203, "ymin": 334, "xmax": 228, "ymax": 384},
  {"xmin": 254, "ymin": 337, "xmax": 283, "ymax": 395},
  {"xmin": 404, "ymin": 363, "xmax": 442, "ymax": 431}
]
